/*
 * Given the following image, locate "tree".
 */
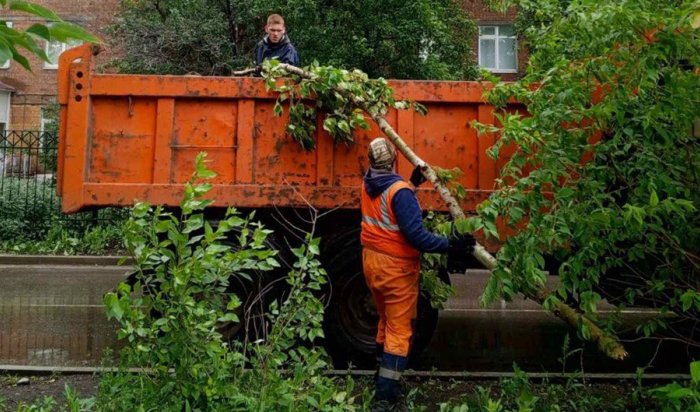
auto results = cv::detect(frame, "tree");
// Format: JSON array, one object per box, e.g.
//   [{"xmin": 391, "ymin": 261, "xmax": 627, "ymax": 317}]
[
  {"xmin": 477, "ymin": 0, "xmax": 700, "ymax": 348},
  {"xmin": 111, "ymin": 0, "xmax": 479, "ymax": 80},
  {"xmin": 0, "ymin": 0, "xmax": 98, "ymax": 71}
]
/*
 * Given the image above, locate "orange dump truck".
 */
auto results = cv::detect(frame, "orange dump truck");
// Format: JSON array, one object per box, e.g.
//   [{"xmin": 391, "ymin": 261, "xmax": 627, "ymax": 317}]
[{"xmin": 57, "ymin": 45, "xmax": 517, "ymax": 365}]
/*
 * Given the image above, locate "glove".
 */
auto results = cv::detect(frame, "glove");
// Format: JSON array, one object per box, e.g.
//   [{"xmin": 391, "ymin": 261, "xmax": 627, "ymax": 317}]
[
  {"xmin": 448, "ymin": 233, "xmax": 476, "ymax": 255},
  {"xmin": 446, "ymin": 233, "xmax": 477, "ymax": 273},
  {"xmin": 409, "ymin": 165, "xmax": 427, "ymax": 187}
]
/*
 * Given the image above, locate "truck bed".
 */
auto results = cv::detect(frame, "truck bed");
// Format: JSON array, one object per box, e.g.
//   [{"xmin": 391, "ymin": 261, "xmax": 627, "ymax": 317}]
[{"xmin": 57, "ymin": 45, "xmax": 515, "ymax": 213}]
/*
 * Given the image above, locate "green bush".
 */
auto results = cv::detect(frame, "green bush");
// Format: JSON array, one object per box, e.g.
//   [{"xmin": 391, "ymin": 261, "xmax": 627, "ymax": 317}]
[
  {"xmin": 98, "ymin": 153, "xmax": 362, "ymax": 410},
  {"xmin": 0, "ymin": 178, "xmax": 58, "ymax": 241},
  {"xmin": 0, "ymin": 177, "xmax": 128, "ymax": 254},
  {"xmin": 111, "ymin": 0, "xmax": 478, "ymax": 80}
]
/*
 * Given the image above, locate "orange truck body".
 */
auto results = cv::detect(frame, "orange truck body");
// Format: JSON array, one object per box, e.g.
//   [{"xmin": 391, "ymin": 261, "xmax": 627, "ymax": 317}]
[{"xmin": 57, "ymin": 45, "xmax": 515, "ymax": 216}]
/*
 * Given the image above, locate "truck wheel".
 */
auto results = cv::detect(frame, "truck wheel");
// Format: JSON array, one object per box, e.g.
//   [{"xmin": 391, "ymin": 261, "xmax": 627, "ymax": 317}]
[{"xmin": 322, "ymin": 230, "xmax": 439, "ymax": 368}]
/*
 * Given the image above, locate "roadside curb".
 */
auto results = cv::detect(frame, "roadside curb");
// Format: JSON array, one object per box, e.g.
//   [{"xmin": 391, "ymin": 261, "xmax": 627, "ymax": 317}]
[
  {"xmin": 0, "ymin": 365, "xmax": 690, "ymax": 381},
  {"xmin": 0, "ymin": 255, "xmax": 133, "ymax": 266}
]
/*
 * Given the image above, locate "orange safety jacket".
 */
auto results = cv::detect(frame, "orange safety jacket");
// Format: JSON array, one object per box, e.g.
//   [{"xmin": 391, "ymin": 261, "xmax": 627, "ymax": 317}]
[{"xmin": 360, "ymin": 180, "xmax": 420, "ymax": 259}]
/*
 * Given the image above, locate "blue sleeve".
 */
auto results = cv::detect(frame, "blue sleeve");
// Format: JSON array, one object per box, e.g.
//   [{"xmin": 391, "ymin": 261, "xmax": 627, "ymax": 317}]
[
  {"xmin": 282, "ymin": 45, "xmax": 300, "ymax": 66},
  {"xmin": 293, "ymin": 48, "xmax": 300, "ymax": 66},
  {"xmin": 255, "ymin": 42, "xmax": 264, "ymax": 66},
  {"xmin": 392, "ymin": 188, "xmax": 449, "ymax": 253}
]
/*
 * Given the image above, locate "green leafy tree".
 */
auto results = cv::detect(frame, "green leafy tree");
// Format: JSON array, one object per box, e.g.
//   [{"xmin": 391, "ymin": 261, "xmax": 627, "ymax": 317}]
[
  {"xmin": 0, "ymin": 0, "xmax": 98, "ymax": 70},
  {"xmin": 475, "ymin": 0, "xmax": 700, "ymax": 346},
  {"xmin": 111, "ymin": 0, "xmax": 478, "ymax": 79},
  {"xmin": 101, "ymin": 153, "xmax": 361, "ymax": 410}
]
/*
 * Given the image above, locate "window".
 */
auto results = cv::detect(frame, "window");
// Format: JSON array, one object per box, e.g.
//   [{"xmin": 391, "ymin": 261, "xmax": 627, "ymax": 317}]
[
  {"xmin": 1, "ymin": 22, "xmax": 12, "ymax": 69},
  {"xmin": 40, "ymin": 106, "xmax": 57, "ymax": 135},
  {"xmin": 478, "ymin": 25, "xmax": 517, "ymax": 73},
  {"xmin": 44, "ymin": 37, "xmax": 82, "ymax": 69},
  {"xmin": 0, "ymin": 91, "xmax": 11, "ymax": 132}
]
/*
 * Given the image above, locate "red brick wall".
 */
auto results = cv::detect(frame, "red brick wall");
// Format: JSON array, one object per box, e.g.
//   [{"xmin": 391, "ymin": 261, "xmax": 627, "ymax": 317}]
[
  {"xmin": 0, "ymin": 0, "xmax": 119, "ymax": 130},
  {"xmin": 461, "ymin": 0, "xmax": 527, "ymax": 81}
]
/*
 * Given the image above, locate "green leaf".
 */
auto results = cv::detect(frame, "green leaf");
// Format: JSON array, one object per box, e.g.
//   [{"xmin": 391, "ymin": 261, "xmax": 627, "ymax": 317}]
[
  {"xmin": 692, "ymin": 8, "xmax": 700, "ymax": 29},
  {"xmin": 0, "ymin": 40, "xmax": 11, "ymax": 65},
  {"xmin": 649, "ymin": 190, "xmax": 659, "ymax": 207},
  {"xmin": 556, "ymin": 187, "xmax": 575, "ymax": 201},
  {"xmin": 48, "ymin": 21, "xmax": 99, "ymax": 43},
  {"xmin": 273, "ymin": 102, "xmax": 283, "ymax": 117},
  {"xmin": 25, "ymin": 23, "xmax": 51, "ymax": 40},
  {"xmin": 8, "ymin": 1, "xmax": 61, "ymax": 21},
  {"xmin": 691, "ymin": 361, "xmax": 700, "ymax": 384},
  {"xmin": 10, "ymin": 46, "xmax": 31, "ymax": 71}
]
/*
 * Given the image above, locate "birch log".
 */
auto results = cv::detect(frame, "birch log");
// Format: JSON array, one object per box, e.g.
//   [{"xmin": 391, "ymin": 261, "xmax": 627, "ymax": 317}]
[{"xmin": 273, "ymin": 63, "xmax": 629, "ymax": 361}]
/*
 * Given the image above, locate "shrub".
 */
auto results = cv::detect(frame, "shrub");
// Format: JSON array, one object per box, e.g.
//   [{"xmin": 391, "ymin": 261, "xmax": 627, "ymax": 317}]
[{"xmin": 100, "ymin": 153, "xmax": 361, "ymax": 410}]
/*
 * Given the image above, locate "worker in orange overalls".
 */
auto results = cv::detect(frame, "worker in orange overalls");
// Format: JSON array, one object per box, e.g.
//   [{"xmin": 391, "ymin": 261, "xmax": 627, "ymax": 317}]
[{"xmin": 361, "ymin": 137, "xmax": 475, "ymax": 411}]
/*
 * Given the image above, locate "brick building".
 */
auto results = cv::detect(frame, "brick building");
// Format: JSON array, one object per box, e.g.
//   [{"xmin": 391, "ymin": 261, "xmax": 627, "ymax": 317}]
[
  {"xmin": 0, "ymin": 0, "xmax": 119, "ymax": 132},
  {"xmin": 462, "ymin": 0, "xmax": 526, "ymax": 81},
  {"xmin": 0, "ymin": 1, "xmax": 521, "ymax": 132}
]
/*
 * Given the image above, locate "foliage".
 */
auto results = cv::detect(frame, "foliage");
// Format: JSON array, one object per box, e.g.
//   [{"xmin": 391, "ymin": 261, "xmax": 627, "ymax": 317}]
[
  {"xmin": 648, "ymin": 361, "xmax": 700, "ymax": 411},
  {"xmin": 40, "ymin": 103, "xmax": 60, "ymax": 137},
  {"xmin": 470, "ymin": 0, "xmax": 700, "ymax": 346},
  {"xmin": 263, "ymin": 59, "xmax": 426, "ymax": 150},
  {"xmin": 263, "ymin": 0, "xmax": 479, "ymax": 80},
  {"xmin": 111, "ymin": 0, "xmax": 478, "ymax": 80},
  {"xmin": 0, "ymin": 178, "xmax": 127, "ymax": 254},
  {"xmin": 0, "ymin": 178, "xmax": 60, "ymax": 242},
  {"xmin": 0, "ymin": 0, "xmax": 98, "ymax": 71},
  {"xmin": 421, "ymin": 211, "xmax": 458, "ymax": 309},
  {"xmin": 433, "ymin": 362, "xmax": 700, "ymax": 412},
  {"xmin": 110, "ymin": 0, "xmax": 243, "ymax": 75},
  {"xmin": 100, "ymin": 152, "xmax": 361, "ymax": 410},
  {"xmin": 0, "ymin": 221, "xmax": 125, "ymax": 255}
]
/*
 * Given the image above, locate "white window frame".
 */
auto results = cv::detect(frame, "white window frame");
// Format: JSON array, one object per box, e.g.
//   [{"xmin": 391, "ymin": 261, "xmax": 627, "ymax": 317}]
[
  {"xmin": 44, "ymin": 34, "xmax": 82, "ymax": 70},
  {"xmin": 478, "ymin": 25, "xmax": 518, "ymax": 74},
  {"xmin": 1, "ymin": 22, "xmax": 12, "ymax": 69},
  {"xmin": 40, "ymin": 113, "xmax": 53, "ymax": 133},
  {"xmin": 0, "ymin": 91, "xmax": 11, "ymax": 132}
]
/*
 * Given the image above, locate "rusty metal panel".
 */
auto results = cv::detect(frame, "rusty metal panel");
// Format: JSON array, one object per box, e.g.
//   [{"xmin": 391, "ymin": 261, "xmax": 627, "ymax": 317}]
[
  {"xmin": 171, "ymin": 99, "xmax": 237, "ymax": 184},
  {"xmin": 254, "ymin": 100, "xmax": 317, "ymax": 186},
  {"xmin": 89, "ymin": 97, "xmax": 157, "ymax": 184},
  {"xmin": 414, "ymin": 103, "xmax": 480, "ymax": 190},
  {"xmin": 57, "ymin": 45, "xmax": 515, "ymax": 214}
]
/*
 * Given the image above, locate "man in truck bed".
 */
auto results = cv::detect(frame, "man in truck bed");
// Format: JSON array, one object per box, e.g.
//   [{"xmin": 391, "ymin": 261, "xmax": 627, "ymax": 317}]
[
  {"xmin": 361, "ymin": 137, "xmax": 475, "ymax": 410},
  {"xmin": 255, "ymin": 14, "xmax": 300, "ymax": 67}
]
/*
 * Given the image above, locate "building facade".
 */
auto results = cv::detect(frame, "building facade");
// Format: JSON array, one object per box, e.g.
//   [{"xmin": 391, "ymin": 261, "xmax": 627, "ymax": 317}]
[
  {"xmin": 0, "ymin": 0, "xmax": 119, "ymax": 132},
  {"xmin": 0, "ymin": 1, "xmax": 521, "ymax": 132},
  {"xmin": 462, "ymin": 0, "xmax": 526, "ymax": 81}
]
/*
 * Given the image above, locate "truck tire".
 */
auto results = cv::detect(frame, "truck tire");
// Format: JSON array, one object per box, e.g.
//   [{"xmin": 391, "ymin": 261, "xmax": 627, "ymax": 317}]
[{"xmin": 321, "ymin": 228, "xmax": 440, "ymax": 368}]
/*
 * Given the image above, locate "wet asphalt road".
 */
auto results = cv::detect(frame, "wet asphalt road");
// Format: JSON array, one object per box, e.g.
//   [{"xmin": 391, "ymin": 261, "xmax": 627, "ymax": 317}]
[{"xmin": 0, "ymin": 259, "xmax": 692, "ymax": 372}]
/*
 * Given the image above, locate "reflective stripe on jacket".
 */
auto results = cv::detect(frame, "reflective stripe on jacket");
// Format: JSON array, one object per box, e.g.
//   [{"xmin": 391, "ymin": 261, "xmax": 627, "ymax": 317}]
[{"xmin": 361, "ymin": 180, "xmax": 420, "ymax": 259}]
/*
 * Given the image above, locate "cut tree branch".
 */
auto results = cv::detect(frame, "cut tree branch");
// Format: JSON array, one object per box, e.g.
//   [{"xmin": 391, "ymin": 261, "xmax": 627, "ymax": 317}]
[{"xmin": 272, "ymin": 63, "xmax": 628, "ymax": 361}]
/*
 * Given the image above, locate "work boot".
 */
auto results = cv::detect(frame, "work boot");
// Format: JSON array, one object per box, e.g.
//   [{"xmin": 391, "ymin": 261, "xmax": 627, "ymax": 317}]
[
  {"xmin": 373, "ymin": 353, "xmax": 408, "ymax": 411},
  {"xmin": 371, "ymin": 400, "xmax": 392, "ymax": 412},
  {"xmin": 374, "ymin": 343, "xmax": 384, "ymax": 383},
  {"xmin": 370, "ymin": 397, "xmax": 409, "ymax": 412}
]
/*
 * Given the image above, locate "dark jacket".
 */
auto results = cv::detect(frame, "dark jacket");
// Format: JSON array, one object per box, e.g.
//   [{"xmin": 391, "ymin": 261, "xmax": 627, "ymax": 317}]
[
  {"xmin": 255, "ymin": 34, "xmax": 300, "ymax": 66},
  {"xmin": 363, "ymin": 168, "xmax": 449, "ymax": 253}
]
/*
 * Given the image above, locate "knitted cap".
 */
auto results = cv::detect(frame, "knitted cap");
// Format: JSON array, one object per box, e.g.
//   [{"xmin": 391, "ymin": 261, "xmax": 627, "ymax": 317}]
[{"xmin": 367, "ymin": 137, "xmax": 396, "ymax": 170}]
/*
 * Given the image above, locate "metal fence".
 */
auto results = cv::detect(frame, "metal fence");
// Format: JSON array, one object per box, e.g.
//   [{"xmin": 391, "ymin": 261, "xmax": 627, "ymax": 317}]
[{"xmin": 0, "ymin": 130, "xmax": 124, "ymax": 225}]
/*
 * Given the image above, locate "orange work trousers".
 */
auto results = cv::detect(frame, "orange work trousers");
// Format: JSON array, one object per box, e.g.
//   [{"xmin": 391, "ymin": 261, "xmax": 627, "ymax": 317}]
[{"xmin": 362, "ymin": 248, "xmax": 420, "ymax": 357}]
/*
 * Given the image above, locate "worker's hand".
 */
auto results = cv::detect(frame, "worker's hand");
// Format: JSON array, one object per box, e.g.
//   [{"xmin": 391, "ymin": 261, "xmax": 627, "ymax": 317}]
[
  {"xmin": 410, "ymin": 165, "xmax": 427, "ymax": 187},
  {"xmin": 446, "ymin": 233, "xmax": 476, "ymax": 273},
  {"xmin": 447, "ymin": 233, "xmax": 476, "ymax": 255}
]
